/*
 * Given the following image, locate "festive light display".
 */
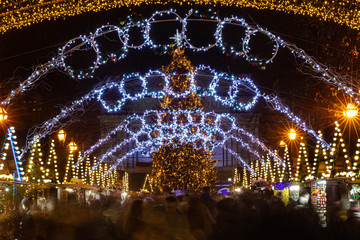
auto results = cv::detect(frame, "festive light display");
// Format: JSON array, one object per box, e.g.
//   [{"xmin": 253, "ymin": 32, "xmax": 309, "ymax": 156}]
[
  {"xmin": 242, "ymin": 166, "xmax": 249, "ymax": 188},
  {"xmin": 63, "ymin": 150, "xmax": 76, "ymax": 183},
  {"xmin": 311, "ymin": 131, "xmax": 326, "ymax": 180},
  {"xmin": 233, "ymin": 168, "xmax": 240, "ymax": 185},
  {"xmin": 353, "ymin": 139, "xmax": 360, "ymax": 179},
  {"xmin": 45, "ymin": 139, "xmax": 60, "ymax": 183},
  {"xmin": 4, "ymin": 10, "xmax": 341, "ymax": 166},
  {"xmin": 25, "ymin": 137, "xmax": 46, "ymax": 183},
  {"xmin": 122, "ymin": 172, "xmax": 129, "ymax": 192},
  {"xmin": 294, "ymin": 137, "xmax": 308, "ymax": 182},
  {"xmin": 2, "ymin": 10, "xmax": 358, "ymax": 111},
  {"xmin": 281, "ymin": 143, "xmax": 293, "ymax": 181},
  {"xmin": 7, "ymin": 10, "xmax": 358, "ymax": 182},
  {"xmin": 250, "ymin": 162, "xmax": 255, "ymax": 182},
  {"xmin": 150, "ymin": 48, "xmax": 219, "ymax": 191},
  {"xmin": 1, "ymin": 1, "xmax": 360, "ymax": 34},
  {"xmin": 0, "ymin": 126, "xmax": 23, "ymax": 181},
  {"xmin": 150, "ymin": 143, "xmax": 217, "ymax": 191},
  {"xmin": 141, "ymin": 174, "xmax": 153, "ymax": 193}
]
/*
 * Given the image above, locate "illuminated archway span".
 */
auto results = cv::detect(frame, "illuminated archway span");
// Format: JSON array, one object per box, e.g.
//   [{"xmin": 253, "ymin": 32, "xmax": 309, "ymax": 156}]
[
  {"xmin": 1, "ymin": 1, "xmax": 360, "ymax": 34},
  {"xmin": 20, "ymin": 65, "xmax": 329, "ymax": 162}
]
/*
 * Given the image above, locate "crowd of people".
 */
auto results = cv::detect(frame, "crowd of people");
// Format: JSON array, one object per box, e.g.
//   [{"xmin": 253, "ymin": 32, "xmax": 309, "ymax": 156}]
[{"xmin": 1, "ymin": 187, "xmax": 360, "ymax": 240}]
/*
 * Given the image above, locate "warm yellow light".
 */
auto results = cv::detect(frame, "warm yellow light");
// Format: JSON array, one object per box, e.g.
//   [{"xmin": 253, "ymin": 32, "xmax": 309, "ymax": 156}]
[
  {"xmin": 289, "ymin": 129, "xmax": 296, "ymax": 140},
  {"xmin": 0, "ymin": 107, "xmax": 8, "ymax": 121},
  {"xmin": 57, "ymin": 129, "xmax": 66, "ymax": 143},
  {"xmin": 68, "ymin": 141, "xmax": 77, "ymax": 152},
  {"xmin": 343, "ymin": 103, "xmax": 358, "ymax": 118},
  {"xmin": 0, "ymin": 1, "xmax": 360, "ymax": 34},
  {"xmin": 279, "ymin": 140, "xmax": 286, "ymax": 146}
]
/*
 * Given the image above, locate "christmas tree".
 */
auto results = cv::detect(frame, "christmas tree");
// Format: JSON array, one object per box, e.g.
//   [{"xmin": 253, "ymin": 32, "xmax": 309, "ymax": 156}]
[
  {"xmin": 0, "ymin": 126, "xmax": 23, "ymax": 181},
  {"xmin": 25, "ymin": 137, "xmax": 46, "ymax": 184},
  {"xmin": 150, "ymin": 48, "xmax": 217, "ymax": 192},
  {"xmin": 45, "ymin": 139, "xmax": 60, "ymax": 183}
]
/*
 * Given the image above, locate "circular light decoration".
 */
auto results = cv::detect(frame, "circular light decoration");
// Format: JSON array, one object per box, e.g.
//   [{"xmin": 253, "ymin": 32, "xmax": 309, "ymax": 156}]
[{"xmin": 59, "ymin": 35, "xmax": 100, "ymax": 79}]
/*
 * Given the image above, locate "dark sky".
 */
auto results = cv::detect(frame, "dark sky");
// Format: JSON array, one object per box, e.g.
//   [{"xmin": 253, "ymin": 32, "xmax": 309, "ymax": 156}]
[{"xmin": 0, "ymin": 4, "xmax": 356, "ymax": 153}]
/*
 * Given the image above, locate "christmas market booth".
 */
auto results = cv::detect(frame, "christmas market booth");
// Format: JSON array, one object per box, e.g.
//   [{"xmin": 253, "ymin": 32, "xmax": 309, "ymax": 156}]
[
  {"xmin": 58, "ymin": 181, "xmax": 100, "ymax": 206},
  {"xmin": 273, "ymin": 182, "xmax": 290, "ymax": 205}
]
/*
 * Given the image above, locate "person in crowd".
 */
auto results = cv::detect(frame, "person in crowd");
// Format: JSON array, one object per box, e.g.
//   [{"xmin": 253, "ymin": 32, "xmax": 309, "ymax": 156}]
[
  {"xmin": 165, "ymin": 196, "xmax": 196, "ymax": 240},
  {"xmin": 122, "ymin": 199, "xmax": 145, "ymax": 239},
  {"xmin": 186, "ymin": 197, "xmax": 215, "ymax": 240},
  {"xmin": 200, "ymin": 186, "xmax": 216, "ymax": 216}
]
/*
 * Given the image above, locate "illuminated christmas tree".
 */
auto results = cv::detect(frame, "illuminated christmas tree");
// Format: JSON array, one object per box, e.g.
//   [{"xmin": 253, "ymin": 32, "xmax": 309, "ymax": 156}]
[
  {"xmin": 294, "ymin": 137, "xmax": 310, "ymax": 182},
  {"xmin": 0, "ymin": 126, "xmax": 24, "ymax": 181},
  {"xmin": 150, "ymin": 48, "xmax": 217, "ymax": 192},
  {"xmin": 25, "ymin": 137, "xmax": 46, "ymax": 184},
  {"xmin": 45, "ymin": 139, "xmax": 60, "ymax": 183},
  {"xmin": 233, "ymin": 167, "xmax": 240, "ymax": 185},
  {"xmin": 311, "ymin": 131, "xmax": 328, "ymax": 180},
  {"xmin": 63, "ymin": 150, "xmax": 76, "ymax": 183},
  {"xmin": 122, "ymin": 172, "xmax": 129, "ymax": 192},
  {"xmin": 140, "ymin": 174, "xmax": 153, "ymax": 192},
  {"xmin": 241, "ymin": 167, "xmax": 249, "ymax": 188}
]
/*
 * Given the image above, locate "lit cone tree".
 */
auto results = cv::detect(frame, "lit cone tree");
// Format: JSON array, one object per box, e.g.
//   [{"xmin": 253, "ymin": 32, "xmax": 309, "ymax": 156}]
[
  {"xmin": 150, "ymin": 48, "xmax": 217, "ymax": 192},
  {"xmin": 45, "ymin": 139, "xmax": 60, "ymax": 183},
  {"xmin": 241, "ymin": 167, "xmax": 249, "ymax": 188},
  {"xmin": 311, "ymin": 131, "xmax": 328, "ymax": 180},
  {"xmin": 294, "ymin": 137, "xmax": 310, "ymax": 182},
  {"xmin": 25, "ymin": 137, "xmax": 46, "ymax": 184}
]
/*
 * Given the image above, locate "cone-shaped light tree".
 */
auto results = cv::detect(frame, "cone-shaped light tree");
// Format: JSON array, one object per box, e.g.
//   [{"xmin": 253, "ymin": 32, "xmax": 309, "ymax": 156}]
[{"xmin": 150, "ymin": 48, "xmax": 217, "ymax": 192}]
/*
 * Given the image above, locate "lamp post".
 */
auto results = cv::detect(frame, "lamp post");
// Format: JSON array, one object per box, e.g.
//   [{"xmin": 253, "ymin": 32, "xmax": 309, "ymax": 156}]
[
  {"xmin": 68, "ymin": 141, "xmax": 77, "ymax": 152},
  {"xmin": 57, "ymin": 129, "xmax": 66, "ymax": 144},
  {"xmin": 288, "ymin": 129, "xmax": 297, "ymax": 182},
  {"xmin": 289, "ymin": 129, "xmax": 297, "ymax": 140},
  {"xmin": 0, "ymin": 107, "xmax": 8, "ymax": 121},
  {"xmin": 343, "ymin": 103, "xmax": 358, "ymax": 118}
]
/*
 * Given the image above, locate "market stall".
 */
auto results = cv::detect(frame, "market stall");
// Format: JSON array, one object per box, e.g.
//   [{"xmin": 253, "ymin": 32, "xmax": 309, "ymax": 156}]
[
  {"xmin": 273, "ymin": 182, "xmax": 290, "ymax": 205},
  {"xmin": 311, "ymin": 180, "xmax": 327, "ymax": 226}
]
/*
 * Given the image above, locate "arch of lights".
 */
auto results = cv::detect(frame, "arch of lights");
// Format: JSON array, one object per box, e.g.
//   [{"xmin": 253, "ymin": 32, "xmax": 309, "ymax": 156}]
[
  {"xmin": 3, "ymin": 10, "xmax": 354, "ymax": 176},
  {"xmin": 22, "ymin": 65, "xmax": 331, "ymax": 175},
  {"xmin": 2, "ymin": 10, "xmax": 358, "ymax": 107},
  {"xmin": 1, "ymin": 1, "xmax": 360, "ymax": 34}
]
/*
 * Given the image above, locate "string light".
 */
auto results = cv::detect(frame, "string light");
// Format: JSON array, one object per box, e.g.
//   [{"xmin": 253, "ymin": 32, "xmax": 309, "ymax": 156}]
[{"xmin": 1, "ymin": 1, "xmax": 360, "ymax": 34}]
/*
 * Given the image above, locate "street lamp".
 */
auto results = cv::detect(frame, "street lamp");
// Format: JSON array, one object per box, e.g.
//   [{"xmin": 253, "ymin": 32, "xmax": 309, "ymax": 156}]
[
  {"xmin": 0, "ymin": 107, "xmax": 8, "ymax": 121},
  {"xmin": 343, "ymin": 103, "xmax": 358, "ymax": 118},
  {"xmin": 68, "ymin": 141, "xmax": 77, "ymax": 152},
  {"xmin": 57, "ymin": 129, "xmax": 66, "ymax": 143},
  {"xmin": 279, "ymin": 140, "xmax": 286, "ymax": 146},
  {"xmin": 289, "ymin": 129, "xmax": 297, "ymax": 140}
]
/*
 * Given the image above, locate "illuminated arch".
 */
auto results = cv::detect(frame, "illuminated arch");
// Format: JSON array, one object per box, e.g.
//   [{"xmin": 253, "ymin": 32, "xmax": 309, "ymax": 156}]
[{"xmin": 1, "ymin": 1, "xmax": 360, "ymax": 34}]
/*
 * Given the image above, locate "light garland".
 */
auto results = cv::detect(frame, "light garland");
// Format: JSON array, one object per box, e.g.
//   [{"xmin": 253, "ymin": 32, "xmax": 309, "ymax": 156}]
[
  {"xmin": 1, "ymin": 1, "xmax": 360, "ymax": 34},
  {"xmin": 2, "ymin": 10, "xmax": 359, "ymax": 110}
]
